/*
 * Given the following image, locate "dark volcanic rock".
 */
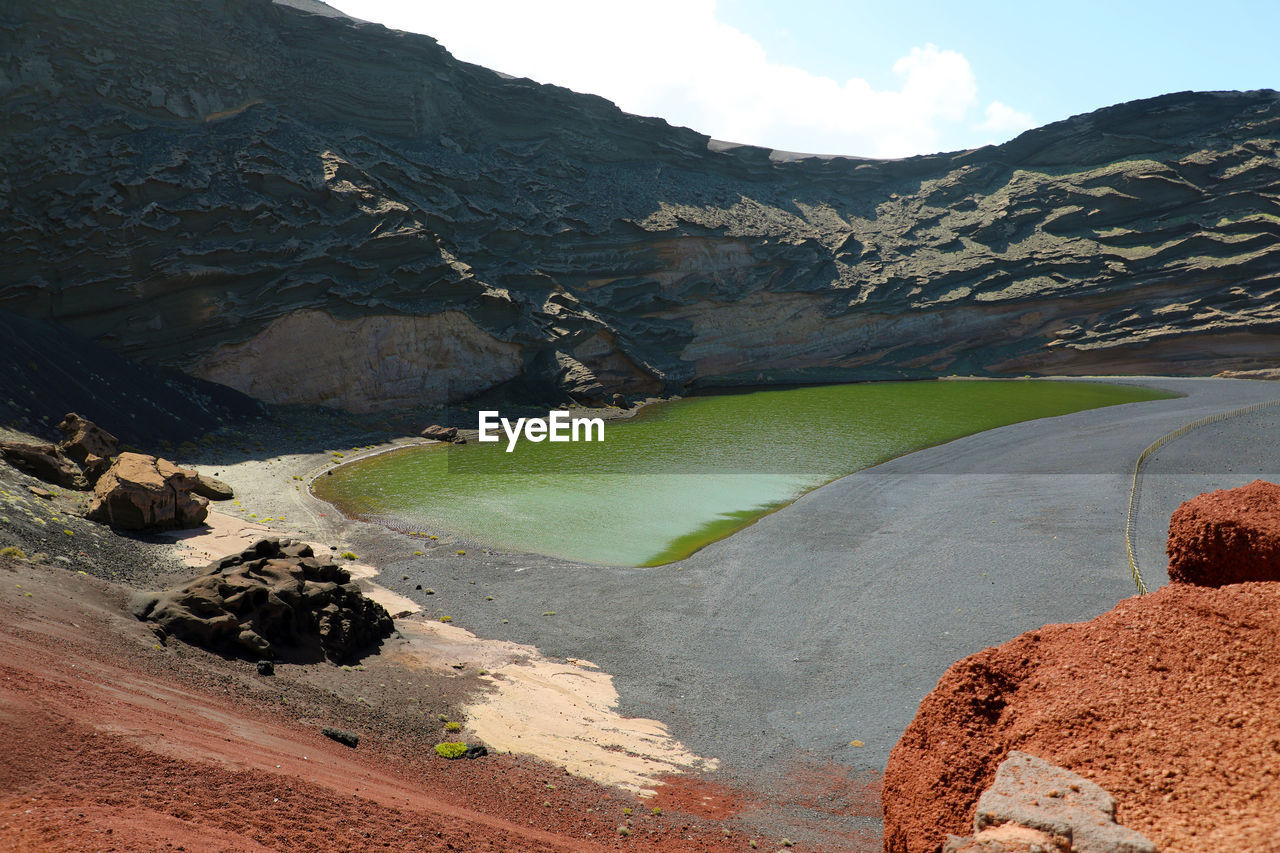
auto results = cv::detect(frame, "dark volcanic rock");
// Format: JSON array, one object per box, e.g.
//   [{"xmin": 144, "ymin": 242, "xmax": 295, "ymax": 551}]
[
  {"xmin": 3, "ymin": 0, "xmax": 1280, "ymax": 412},
  {"xmin": 321, "ymin": 726, "xmax": 360, "ymax": 748},
  {"xmin": 1167, "ymin": 479, "xmax": 1280, "ymax": 585},
  {"xmin": 86, "ymin": 452, "xmax": 209, "ymax": 530},
  {"xmin": 0, "ymin": 308, "xmax": 263, "ymax": 446},
  {"xmin": 131, "ymin": 538, "xmax": 394, "ymax": 662}
]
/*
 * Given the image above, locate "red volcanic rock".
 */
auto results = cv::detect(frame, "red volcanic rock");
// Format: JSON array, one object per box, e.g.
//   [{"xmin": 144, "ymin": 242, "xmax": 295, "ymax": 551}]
[
  {"xmin": 86, "ymin": 452, "xmax": 209, "ymax": 530},
  {"xmin": 1167, "ymin": 479, "xmax": 1280, "ymax": 586},
  {"xmin": 883, "ymin": 583, "xmax": 1280, "ymax": 853}
]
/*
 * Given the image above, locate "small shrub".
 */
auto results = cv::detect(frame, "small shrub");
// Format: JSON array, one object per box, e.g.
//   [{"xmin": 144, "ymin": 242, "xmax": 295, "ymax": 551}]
[
  {"xmin": 439, "ymin": 616, "xmax": 452, "ymax": 623},
  {"xmin": 444, "ymin": 721, "xmax": 462, "ymax": 732},
  {"xmin": 434, "ymin": 741, "xmax": 467, "ymax": 760},
  {"xmin": 340, "ymin": 552, "xmax": 358, "ymax": 560},
  {"xmin": 0, "ymin": 546, "xmax": 26, "ymax": 560}
]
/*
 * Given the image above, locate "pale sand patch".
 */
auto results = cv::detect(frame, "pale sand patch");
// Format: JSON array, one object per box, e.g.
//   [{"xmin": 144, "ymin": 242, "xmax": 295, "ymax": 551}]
[
  {"xmin": 345, "ymin": 562, "xmax": 421, "ymax": 617},
  {"xmin": 394, "ymin": 619, "xmax": 718, "ymax": 794},
  {"xmin": 165, "ymin": 510, "xmax": 421, "ymax": 617}
]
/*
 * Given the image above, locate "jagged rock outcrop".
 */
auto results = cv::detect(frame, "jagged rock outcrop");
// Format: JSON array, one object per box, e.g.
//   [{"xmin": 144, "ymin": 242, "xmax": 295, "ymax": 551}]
[
  {"xmin": 944, "ymin": 752, "xmax": 1154, "ymax": 853},
  {"xmin": 1167, "ymin": 478, "xmax": 1280, "ymax": 585},
  {"xmin": 0, "ymin": 441, "xmax": 87, "ymax": 490},
  {"xmin": 0, "ymin": 413, "xmax": 121, "ymax": 488},
  {"xmin": 131, "ymin": 538, "xmax": 394, "ymax": 662},
  {"xmin": 57, "ymin": 412, "xmax": 118, "ymax": 484},
  {"xmin": 3, "ymin": 0, "xmax": 1279, "ymax": 412},
  {"xmin": 86, "ymin": 452, "xmax": 209, "ymax": 529}
]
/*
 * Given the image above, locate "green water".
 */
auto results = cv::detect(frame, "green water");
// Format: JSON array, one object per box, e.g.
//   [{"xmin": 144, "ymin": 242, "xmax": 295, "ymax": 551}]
[{"xmin": 313, "ymin": 380, "xmax": 1173, "ymax": 566}]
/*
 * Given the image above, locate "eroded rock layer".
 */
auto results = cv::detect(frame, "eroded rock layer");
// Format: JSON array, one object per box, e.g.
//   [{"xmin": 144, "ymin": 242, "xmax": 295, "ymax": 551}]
[{"xmin": 4, "ymin": 0, "xmax": 1280, "ymax": 410}]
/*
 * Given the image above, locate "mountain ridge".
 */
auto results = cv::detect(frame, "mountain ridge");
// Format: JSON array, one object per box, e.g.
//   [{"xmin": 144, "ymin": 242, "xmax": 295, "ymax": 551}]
[{"xmin": 3, "ymin": 0, "xmax": 1279, "ymax": 411}]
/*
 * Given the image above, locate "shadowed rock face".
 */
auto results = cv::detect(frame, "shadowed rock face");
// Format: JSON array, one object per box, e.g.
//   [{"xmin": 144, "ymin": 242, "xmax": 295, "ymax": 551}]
[{"xmin": 4, "ymin": 0, "xmax": 1280, "ymax": 411}]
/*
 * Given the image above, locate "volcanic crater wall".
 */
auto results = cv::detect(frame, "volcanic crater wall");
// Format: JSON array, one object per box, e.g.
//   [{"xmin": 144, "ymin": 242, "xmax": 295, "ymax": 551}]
[{"xmin": 4, "ymin": 0, "xmax": 1280, "ymax": 411}]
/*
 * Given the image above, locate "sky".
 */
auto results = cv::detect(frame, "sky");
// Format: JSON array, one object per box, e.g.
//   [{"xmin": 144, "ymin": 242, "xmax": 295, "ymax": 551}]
[{"xmin": 327, "ymin": 0, "xmax": 1280, "ymax": 159}]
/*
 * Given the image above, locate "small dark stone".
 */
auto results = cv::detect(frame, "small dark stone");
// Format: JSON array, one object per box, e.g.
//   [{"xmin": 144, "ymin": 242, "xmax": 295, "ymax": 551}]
[
  {"xmin": 257, "ymin": 660, "xmax": 275, "ymax": 676},
  {"xmin": 465, "ymin": 745, "xmax": 488, "ymax": 759},
  {"xmin": 322, "ymin": 726, "xmax": 360, "ymax": 748}
]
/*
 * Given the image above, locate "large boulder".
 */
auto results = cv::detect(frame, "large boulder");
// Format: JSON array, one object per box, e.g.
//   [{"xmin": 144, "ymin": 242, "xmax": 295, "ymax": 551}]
[
  {"xmin": 1167, "ymin": 479, "xmax": 1280, "ymax": 585},
  {"xmin": 884, "ymin": 582, "xmax": 1280, "ymax": 853},
  {"xmin": 131, "ymin": 538, "xmax": 394, "ymax": 662},
  {"xmin": 86, "ymin": 452, "xmax": 209, "ymax": 530},
  {"xmin": 192, "ymin": 473, "xmax": 235, "ymax": 501},
  {"xmin": 0, "ymin": 440, "xmax": 87, "ymax": 489}
]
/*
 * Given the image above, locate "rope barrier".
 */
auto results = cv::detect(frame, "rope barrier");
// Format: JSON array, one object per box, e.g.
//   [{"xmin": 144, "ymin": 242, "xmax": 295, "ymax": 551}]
[{"xmin": 1124, "ymin": 397, "xmax": 1280, "ymax": 595}]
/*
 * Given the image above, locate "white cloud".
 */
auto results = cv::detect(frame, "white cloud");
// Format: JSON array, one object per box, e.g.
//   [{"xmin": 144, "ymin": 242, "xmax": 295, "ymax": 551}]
[
  {"xmin": 976, "ymin": 100, "xmax": 1037, "ymax": 136},
  {"xmin": 328, "ymin": 0, "xmax": 1027, "ymax": 158}
]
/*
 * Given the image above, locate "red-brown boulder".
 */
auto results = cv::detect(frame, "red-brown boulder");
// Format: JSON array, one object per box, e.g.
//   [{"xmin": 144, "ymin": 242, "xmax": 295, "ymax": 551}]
[
  {"xmin": 883, "ymin": 583, "xmax": 1280, "ymax": 853},
  {"xmin": 86, "ymin": 452, "xmax": 209, "ymax": 530},
  {"xmin": 1166, "ymin": 479, "xmax": 1280, "ymax": 586},
  {"xmin": 57, "ymin": 412, "xmax": 119, "ymax": 463},
  {"xmin": 0, "ymin": 441, "xmax": 87, "ymax": 489}
]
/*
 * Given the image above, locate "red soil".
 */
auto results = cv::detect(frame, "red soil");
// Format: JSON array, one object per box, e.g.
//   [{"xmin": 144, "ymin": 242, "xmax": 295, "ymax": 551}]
[
  {"xmin": 1167, "ymin": 478, "xmax": 1280, "ymax": 585},
  {"xmin": 882, "ymin": 581, "xmax": 1280, "ymax": 853},
  {"xmin": 0, "ymin": 557, "xmax": 783, "ymax": 852}
]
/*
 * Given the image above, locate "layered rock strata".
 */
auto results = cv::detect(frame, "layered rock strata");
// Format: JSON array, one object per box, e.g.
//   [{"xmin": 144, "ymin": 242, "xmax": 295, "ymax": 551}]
[{"xmin": 3, "ymin": 0, "xmax": 1280, "ymax": 411}]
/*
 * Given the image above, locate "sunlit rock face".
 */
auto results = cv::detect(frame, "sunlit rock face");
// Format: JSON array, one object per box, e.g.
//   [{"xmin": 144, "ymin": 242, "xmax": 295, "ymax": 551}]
[{"xmin": 4, "ymin": 0, "xmax": 1279, "ymax": 410}]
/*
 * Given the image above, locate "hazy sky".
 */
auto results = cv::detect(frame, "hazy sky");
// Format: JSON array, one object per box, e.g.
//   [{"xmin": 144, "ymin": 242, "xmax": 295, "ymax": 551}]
[{"xmin": 327, "ymin": 0, "xmax": 1279, "ymax": 159}]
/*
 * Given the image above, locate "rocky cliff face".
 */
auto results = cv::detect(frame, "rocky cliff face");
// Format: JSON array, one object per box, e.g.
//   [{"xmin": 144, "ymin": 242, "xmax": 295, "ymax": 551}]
[{"xmin": 4, "ymin": 0, "xmax": 1280, "ymax": 411}]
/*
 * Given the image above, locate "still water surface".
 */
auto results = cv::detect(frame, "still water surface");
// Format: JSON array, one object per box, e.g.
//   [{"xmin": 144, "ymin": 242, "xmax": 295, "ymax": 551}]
[{"xmin": 314, "ymin": 380, "xmax": 1173, "ymax": 566}]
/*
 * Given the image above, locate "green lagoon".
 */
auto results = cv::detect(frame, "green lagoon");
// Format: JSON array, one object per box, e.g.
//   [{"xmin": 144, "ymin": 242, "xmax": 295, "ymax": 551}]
[{"xmin": 314, "ymin": 380, "xmax": 1173, "ymax": 566}]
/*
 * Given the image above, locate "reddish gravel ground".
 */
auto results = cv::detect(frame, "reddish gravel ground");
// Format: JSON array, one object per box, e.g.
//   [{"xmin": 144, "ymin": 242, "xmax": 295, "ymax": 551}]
[
  {"xmin": 0, "ymin": 555, "xmax": 829, "ymax": 853},
  {"xmin": 882, "ymin": 581, "xmax": 1280, "ymax": 853}
]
